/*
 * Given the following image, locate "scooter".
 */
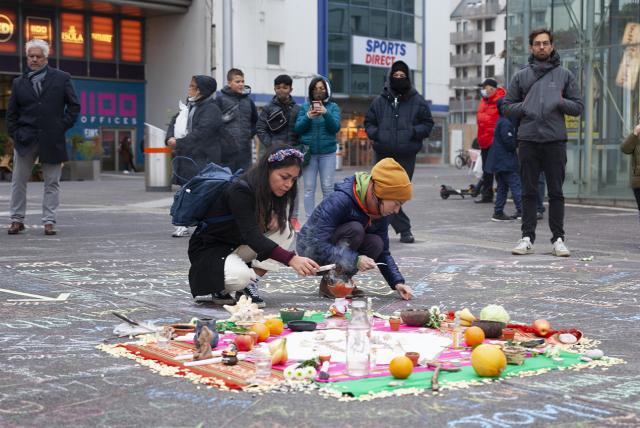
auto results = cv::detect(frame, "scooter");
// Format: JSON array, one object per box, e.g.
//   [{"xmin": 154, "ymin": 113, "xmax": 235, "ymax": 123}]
[{"xmin": 439, "ymin": 183, "xmax": 478, "ymax": 199}]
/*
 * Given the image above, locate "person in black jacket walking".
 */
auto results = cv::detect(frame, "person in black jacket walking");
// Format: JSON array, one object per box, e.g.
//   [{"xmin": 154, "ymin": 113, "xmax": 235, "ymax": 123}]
[
  {"xmin": 364, "ymin": 60, "xmax": 434, "ymax": 243},
  {"xmin": 503, "ymin": 29, "xmax": 583, "ymax": 257},
  {"xmin": 6, "ymin": 39, "xmax": 80, "ymax": 236},
  {"xmin": 166, "ymin": 75, "xmax": 223, "ymax": 237}
]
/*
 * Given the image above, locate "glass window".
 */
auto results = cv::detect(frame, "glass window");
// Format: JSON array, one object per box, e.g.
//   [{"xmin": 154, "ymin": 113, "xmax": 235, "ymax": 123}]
[
  {"xmin": 389, "ymin": 12, "xmax": 402, "ymax": 39},
  {"xmin": 370, "ymin": 10, "xmax": 387, "ymax": 38},
  {"xmin": 120, "ymin": 19, "xmax": 142, "ymax": 62},
  {"xmin": 351, "ymin": 65, "xmax": 369, "ymax": 94},
  {"xmin": 329, "ymin": 66, "xmax": 346, "ymax": 93},
  {"xmin": 388, "ymin": 0, "xmax": 402, "ymax": 11},
  {"xmin": 267, "ymin": 42, "xmax": 281, "ymax": 65},
  {"xmin": 90, "ymin": 16, "xmax": 114, "ymax": 60},
  {"xmin": 403, "ymin": 14, "xmax": 414, "ymax": 41},
  {"xmin": 371, "ymin": 67, "xmax": 387, "ymax": 93},
  {"xmin": 485, "ymin": 41, "xmax": 495, "ymax": 55},
  {"xmin": 477, "ymin": 20, "xmax": 482, "ymax": 31},
  {"xmin": 328, "ymin": 34, "xmax": 349, "ymax": 63},
  {"xmin": 328, "ymin": 4, "xmax": 348, "ymax": 33},
  {"xmin": 372, "ymin": 0, "xmax": 387, "ymax": 9},
  {"xmin": 60, "ymin": 13, "xmax": 85, "ymax": 58},
  {"xmin": 350, "ymin": 7, "xmax": 369, "ymax": 35},
  {"xmin": 403, "ymin": 0, "xmax": 414, "ymax": 14},
  {"xmin": 485, "ymin": 18, "xmax": 495, "ymax": 31},
  {"xmin": 485, "ymin": 65, "xmax": 495, "ymax": 77},
  {"xmin": 352, "ymin": 0, "xmax": 370, "ymax": 5},
  {"xmin": 0, "ymin": 9, "xmax": 18, "ymax": 54}
]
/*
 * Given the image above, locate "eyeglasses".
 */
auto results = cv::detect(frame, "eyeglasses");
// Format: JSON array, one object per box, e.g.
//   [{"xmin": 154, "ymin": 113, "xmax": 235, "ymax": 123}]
[{"xmin": 532, "ymin": 41, "xmax": 551, "ymax": 47}]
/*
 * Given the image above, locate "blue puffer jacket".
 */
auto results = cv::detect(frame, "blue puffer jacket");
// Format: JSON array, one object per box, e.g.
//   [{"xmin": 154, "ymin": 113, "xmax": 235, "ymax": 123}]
[
  {"xmin": 296, "ymin": 176, "xmax": 405, "ymax": 289},
  {"xmin": 485, "ymin": 99, "xmax": 519, "ymax": 174},
  {"xmin": 294, "ymin": 77, "xmax": 341, "ymax": 155}
]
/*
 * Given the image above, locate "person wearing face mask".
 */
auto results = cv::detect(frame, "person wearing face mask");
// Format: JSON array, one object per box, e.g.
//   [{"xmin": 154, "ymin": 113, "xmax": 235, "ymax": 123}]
[
  {"xmin": 294, "ymin": 76, "xmax": 341, "ymax": 219},
  {"xmin": 475, "ymin": 78, "xmax": 506, "ymax": 204},
  {"xmin": 297, "ymin": 158, "xmax": 414, "ymax": 300},
  {"xmin": 364, "ymin": 60, "xmax": 434, "ymax": 244},
  {"xmin": 503, "ymin": 29, "xmax": 583, "ymax": 257},
  {"xmin": 166, "ymin": 75, "xmax": 223, "ymax": 237}
]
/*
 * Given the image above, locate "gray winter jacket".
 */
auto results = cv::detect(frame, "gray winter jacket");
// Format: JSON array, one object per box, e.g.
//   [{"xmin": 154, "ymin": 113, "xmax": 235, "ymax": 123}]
[
  {"xmin": 502, "ymin": 51, "xmax": 583, "ymax": 143},
  {"xmin": 256, "ymin": 96, "xmax": 301, "ymax": 147},
  {"xmin": 215, "ymin": 85, "xmax": 258, "ymax": 154}
]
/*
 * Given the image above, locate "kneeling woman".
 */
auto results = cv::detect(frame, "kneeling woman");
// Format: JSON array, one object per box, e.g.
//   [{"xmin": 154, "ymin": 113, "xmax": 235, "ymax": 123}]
[{"xmin": 188, "ymin": 145, "xmax": 320, "ymax": 307}]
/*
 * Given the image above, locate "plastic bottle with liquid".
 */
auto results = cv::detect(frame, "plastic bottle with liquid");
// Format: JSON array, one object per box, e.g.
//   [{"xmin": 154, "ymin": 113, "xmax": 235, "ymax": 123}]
[
  {"xmin": 346, "ymin": 300, "xmax": 371, "ymax": 376},
  {"xmin": 252, "ymin": 343, "xmax": 272, "ymax": 382}
]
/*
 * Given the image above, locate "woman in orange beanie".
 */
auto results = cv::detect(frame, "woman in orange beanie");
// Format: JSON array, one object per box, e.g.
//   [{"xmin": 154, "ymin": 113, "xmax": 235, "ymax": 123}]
[{"xmin": 296, "ymin": 157, "xmax": 414, "ymax": 300}]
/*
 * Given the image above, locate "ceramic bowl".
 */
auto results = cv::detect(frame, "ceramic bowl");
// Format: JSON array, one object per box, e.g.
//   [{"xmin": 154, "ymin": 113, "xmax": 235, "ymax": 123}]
[
  {"xmin": 170, "ymin": 324, "xmax": 195, "ymax": 337},
  {"xmin": 280, "ymin": 309, "xmax": 305, "ymax": 324},
  {"xmin": 472, "ymin": 320, "xmax": 505, "ymax": 339},
  {"xmin": 287, "ymin": 320, "xmax": 317, "ymax": 332},
  {"xmin": 400, "ymin": 309, "xmax": 429, "ymax": 327}
]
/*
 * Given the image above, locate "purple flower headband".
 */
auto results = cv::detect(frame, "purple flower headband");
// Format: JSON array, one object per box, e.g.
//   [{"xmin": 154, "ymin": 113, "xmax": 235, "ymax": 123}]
[{"xmin": 267, "ymin": 148, "xmax": 304, "ymax": 163}]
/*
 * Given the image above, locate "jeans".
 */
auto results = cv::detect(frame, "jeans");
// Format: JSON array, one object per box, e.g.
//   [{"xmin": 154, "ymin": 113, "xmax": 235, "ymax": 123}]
[
  {"xmin": 519, "ymin": 141, "xmax": 566, "ymax": 244},
  {"xmin": 10, "ymin": 146, "xmax": 62, "ymax": 225},
  {"xmin": 479, "ymin": 148, "xmax": 495, "ymax": 200},
  {"xmin": 303, "ymin": 153, "xmax": 336, "ymax": 219},
  {"xmin": 494, "ymin": 171, "xmax": 522, "ymax": 215},
  {"xmin": 374, "ymin": 152, "xmax": 415, "ymax": 234}
]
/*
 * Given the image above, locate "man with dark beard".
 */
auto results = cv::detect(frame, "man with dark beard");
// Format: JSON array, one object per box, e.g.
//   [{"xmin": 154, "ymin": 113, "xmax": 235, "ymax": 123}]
[
  {"xmin": 364, "ymin": 60, "xmax": 434, "ymax": 243},
  {"xmin": 502, "ymin": 29, "xmax": 583, "ymax": 257}
]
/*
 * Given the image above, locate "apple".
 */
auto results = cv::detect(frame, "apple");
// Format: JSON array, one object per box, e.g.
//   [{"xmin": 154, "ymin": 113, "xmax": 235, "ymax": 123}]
[
  {"xmin": 233, "ymin": 334, "xmax": 254, "ymax": 352},
  {"xmin": 533, "ymin": 319, "xmax": 551, "ymax": 337}
]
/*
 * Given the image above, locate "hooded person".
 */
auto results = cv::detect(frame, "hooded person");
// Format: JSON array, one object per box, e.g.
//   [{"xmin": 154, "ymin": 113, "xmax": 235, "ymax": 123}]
[
  {"xmin": 294, "ymin": 76, "xmax": 342, "ymax": 219},
  {"xmin": 166, "ymin": 75, "xmax": 223, "ymax": 237},
  {"xmin": 297, "ymin": 157, "xmax": 415, "ymax": 301},
  {"xmin": 364, "ymin": 60, "xmax": 434, "ymax": 244},
  {"xmin": 215, "ymin": 68, "xmax": 258, "ymax": 172}
]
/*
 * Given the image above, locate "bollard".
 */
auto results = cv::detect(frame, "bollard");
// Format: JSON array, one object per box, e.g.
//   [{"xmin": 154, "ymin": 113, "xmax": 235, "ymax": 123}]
[{"xmin": 144, "ymin": 123, "xmax": 172, "ymax": 191}]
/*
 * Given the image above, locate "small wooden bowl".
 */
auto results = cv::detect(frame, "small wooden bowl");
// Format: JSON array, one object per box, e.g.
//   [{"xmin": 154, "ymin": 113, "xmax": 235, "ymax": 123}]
[{"xmin": 170, "ymin": 324, "xmax": 195, "ymax": 336}]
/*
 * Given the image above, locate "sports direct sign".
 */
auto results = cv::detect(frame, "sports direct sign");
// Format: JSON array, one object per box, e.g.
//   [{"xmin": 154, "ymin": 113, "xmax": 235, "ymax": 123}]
[{"xmin": 352, "ymin": 35, "xmax": 417, "ymax": 69}]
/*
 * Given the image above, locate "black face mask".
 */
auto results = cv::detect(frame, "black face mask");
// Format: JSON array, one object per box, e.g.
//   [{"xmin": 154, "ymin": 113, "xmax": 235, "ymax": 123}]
[{"xmin": 390, "ymin": 77, "xmax": 411, "ymax": 94}]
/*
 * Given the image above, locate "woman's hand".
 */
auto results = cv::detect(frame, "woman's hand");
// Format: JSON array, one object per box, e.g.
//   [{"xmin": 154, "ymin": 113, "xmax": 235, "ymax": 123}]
[
  {"xmin": 268, "ymin": 214, "xmax": 279, "ymax": 231},
  {"xmin": 395, "ymin": 284, "xmax": 414, "ymax": 300},
  {"xmin": 634, "ymin": 124, "xmax": 640, "ymax": 137},
  {"xmin": 357, "ymin": 255, "xmax": 377, "ymax": 271},
  {"xmin": 289, "ymin": 255, "xmax": 320, "ymax": 276}
]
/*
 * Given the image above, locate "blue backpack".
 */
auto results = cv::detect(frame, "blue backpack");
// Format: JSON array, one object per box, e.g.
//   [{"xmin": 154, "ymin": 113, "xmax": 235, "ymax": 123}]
[{"xmin": 170, "ymin": 157, "xmax": 243, "ymax": 227}]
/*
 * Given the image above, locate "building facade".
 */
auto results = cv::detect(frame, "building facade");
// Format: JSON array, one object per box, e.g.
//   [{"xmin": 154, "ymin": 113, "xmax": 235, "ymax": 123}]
[{"xmin": 506, "ymin": 0, "xmax": 639, "ymax": 202}]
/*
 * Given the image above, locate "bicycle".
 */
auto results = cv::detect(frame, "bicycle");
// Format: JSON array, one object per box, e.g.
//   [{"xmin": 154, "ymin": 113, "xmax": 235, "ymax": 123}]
[{"xmin": 454, "ymin": 148, "xmax": 471, "ymax": 169}]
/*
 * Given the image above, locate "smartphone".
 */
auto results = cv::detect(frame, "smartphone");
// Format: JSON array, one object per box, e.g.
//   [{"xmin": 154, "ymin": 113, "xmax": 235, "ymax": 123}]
[{"xmin": 312, "ymin": 101, "xmax": 322, "ymax": 111}]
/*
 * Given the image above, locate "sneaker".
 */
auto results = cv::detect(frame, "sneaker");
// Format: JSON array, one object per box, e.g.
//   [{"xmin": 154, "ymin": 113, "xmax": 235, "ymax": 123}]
[
  {"xmin": 491, "ymin": 212, "xmax": 513, "ymax": 222},
  {"xmin": 290, "ymin": 217, "xmax": 301, "ymax": 232},
  {"xmin": 512, "ymin": 237, "xmax": 534, "ymax": 255},
  {"xmin": 400, "ymin": 230, "xmax": 415, "ymax": 243},
  {"xmin": 172, "ymin": 226, "xmax": 190, "ymax": 237},
  {"xmin": 537, "ymin": 211, "xmax": 544, "ymax": 220},
  {"xmin": 211, "ymin": 291, "xmax": 236, "ymax": 305},
  {"xmin": 235, "ymin": 281, "xmax": 266, "ymax": 308},
  {"xmin": 474, "ymin": 198, "xmax": 493, "ymax": 204},
  {"xmin": 552, "ymin": 238, "xmax": 570, "ymax": 257},
  {"xmin": 511, "ymin": 211, "xmax": 522, "ymax": 220}
]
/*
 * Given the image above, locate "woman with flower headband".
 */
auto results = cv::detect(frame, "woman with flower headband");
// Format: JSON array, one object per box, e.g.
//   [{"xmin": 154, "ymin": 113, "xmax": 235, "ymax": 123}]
[{"xmin": 188, "ymin": 145, "xmax": 320, "ymax": 307}]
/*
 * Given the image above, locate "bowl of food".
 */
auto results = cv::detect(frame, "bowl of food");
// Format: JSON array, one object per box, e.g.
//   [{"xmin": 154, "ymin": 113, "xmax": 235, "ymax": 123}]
[
  {"xmin": 170, "ymin": 324, "xmax": 195, "ymax": 337},
  {"xmin": 400, "ymin": 309, "xmax": 429, "ymax": 327},
  {"xmin": 472, "ymin": 320, "xmax": 505, "ymax": 339},
  {"xmin": 280, "ymin": 308, "xmax": 305, "ymax": 324}
]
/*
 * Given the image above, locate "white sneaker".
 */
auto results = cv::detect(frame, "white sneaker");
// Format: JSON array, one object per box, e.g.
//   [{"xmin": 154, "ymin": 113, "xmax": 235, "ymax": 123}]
[
  {"xmin": 172, "ymin": 226, "xmax": 190, "ymax": 237},
  {"xmin": 552, "ymin": 238, "xmax": 570, "ymax": 257},
  {"xmin": 512, "ymin": 237, "xmax": 534, "ymax": 255}
]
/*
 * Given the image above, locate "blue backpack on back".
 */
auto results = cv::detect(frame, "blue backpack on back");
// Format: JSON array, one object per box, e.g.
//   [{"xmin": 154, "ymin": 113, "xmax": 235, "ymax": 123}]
[{"xmin": 170, "ymin": 157, "xmax": 243, "ymax": 228}]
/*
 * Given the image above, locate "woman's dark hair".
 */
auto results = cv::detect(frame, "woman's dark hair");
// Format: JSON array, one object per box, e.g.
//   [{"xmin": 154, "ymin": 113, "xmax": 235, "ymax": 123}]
[
  {"xmin": 529, "ymin": 28, "xmax": 553, "ymax": 46},
  {"xmin": 242, "ymin": 144, "xmax": 302, "ymax": 234}
]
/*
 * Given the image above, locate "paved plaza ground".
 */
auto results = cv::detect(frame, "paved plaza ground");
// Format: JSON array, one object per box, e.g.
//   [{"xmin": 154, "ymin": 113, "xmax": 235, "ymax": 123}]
[{"xmin": 0, "ymin": 165, "xmax": 639, "ymax": 427}]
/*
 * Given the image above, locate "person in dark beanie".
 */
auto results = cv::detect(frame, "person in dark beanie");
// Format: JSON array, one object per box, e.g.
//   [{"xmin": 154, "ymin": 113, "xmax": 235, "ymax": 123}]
[
  {"xmin": 364, "ymin": 60, "xmax": 434, "ymax": 243},
  {"xmin": 475, "ymin": 77, "xmax": 506, "ymax": 204},
  {"xmin": 503, "ymin": 29, "xmax": 583, "ymax": 257}
]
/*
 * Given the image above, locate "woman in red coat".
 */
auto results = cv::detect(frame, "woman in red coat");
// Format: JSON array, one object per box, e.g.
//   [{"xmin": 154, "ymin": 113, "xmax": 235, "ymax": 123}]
[{"xmin": 475, "ymin": 78, "xmax": 505, "ymax": 203}]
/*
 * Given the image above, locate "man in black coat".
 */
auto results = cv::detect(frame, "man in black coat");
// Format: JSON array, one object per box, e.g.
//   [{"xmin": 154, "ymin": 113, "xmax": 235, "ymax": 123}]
[
  {"xmin": 364, "ymin": 60, "xmax": 434, "ymax": 243},
  {"xmin": 6, "ymin": 39, "xmax": 80, "ymax": 236}
]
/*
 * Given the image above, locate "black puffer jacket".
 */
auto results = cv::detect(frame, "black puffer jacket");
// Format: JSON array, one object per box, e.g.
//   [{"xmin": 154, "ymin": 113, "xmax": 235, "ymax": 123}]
[
  {"xmin": 215, "ymin": 85, "xmax": 258, "ymax": 154},
  {"xmin": 502, "ymin": 51, "xmax": 583, "ymax": 143},
  {"xmin": 364, "ymin": 85, "xmax": 434, "ymax": 156},
  {"xmin": 166, "ymin": 75, "xmax": 222, "ymax": 183},
  {"xmin": 256, "ymin": 96, "xmax": 301, "ymax": 147}
]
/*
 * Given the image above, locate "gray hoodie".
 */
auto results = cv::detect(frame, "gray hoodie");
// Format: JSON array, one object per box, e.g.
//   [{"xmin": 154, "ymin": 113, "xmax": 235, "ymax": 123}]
[{"xmin": 502, "ymin": 50, "xmax": 583, "ymax": 143}]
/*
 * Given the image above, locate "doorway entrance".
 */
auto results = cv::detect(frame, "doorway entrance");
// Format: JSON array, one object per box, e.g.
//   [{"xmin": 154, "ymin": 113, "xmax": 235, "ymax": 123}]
[{"xmin": 101, "ymin": 128, "xmax": 136, "ymax": 172}]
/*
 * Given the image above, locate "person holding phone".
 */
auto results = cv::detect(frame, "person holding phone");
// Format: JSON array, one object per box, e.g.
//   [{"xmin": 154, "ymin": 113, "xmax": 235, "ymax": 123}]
[{"xmin": 294, "ymin": 77, "xmax": 341, "ymax": 219}]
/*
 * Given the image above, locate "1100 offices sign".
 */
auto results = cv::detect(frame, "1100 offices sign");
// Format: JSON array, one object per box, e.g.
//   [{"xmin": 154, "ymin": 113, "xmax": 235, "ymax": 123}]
[{"xmin": 351, "ymin": 35, "xmax": 417, "ymax": 69}]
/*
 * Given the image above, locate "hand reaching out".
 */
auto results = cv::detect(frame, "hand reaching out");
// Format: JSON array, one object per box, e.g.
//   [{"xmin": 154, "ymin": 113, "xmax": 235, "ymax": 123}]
[
  {"xmin": 289, "ymin": 255, "xmax": 320, "ymax": 276},
  {"xmin": 395, "ymin": 284, "xmax": 414, "ymax": 300}
]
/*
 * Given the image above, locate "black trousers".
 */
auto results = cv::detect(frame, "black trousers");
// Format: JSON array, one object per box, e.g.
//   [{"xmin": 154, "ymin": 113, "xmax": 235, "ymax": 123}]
[
  {"xmin": 634, "ymin": 188, "xmax": 640, "ymax": 212},
  {"xmin": 479, "ymin": 148, "xmax": 494, "ymax": 200},
  {"xmin": 374, "ymin": 152, "xmax": 415, "ymax": 234},
  {"xmin": 331, "ymin": 221, "xmax": 383, "ymax": 274},
  {"xmin": 519, "ymin": 141, "xmax": 567, "ymax": 244}
]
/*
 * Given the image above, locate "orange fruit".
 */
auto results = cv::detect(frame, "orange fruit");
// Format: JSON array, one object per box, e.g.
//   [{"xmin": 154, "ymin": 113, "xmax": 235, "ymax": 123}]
[
  {"xmin": 250, "ymin": 323, "xmax": 270, "ymax": 342},
  {"xmin": 464, "ymin": 326, "xmax": 485, "ymax": 348},
  {"xmin": 388, "ymin": 355, "xmax": 414, "ymax": 379},
  {"xmin": 471, "ymin": 344, "xmax": 507, "ymax": 377},
  {"xmin": 265, "ymin": 318, "xmax": 284, "ymax": 336}
]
